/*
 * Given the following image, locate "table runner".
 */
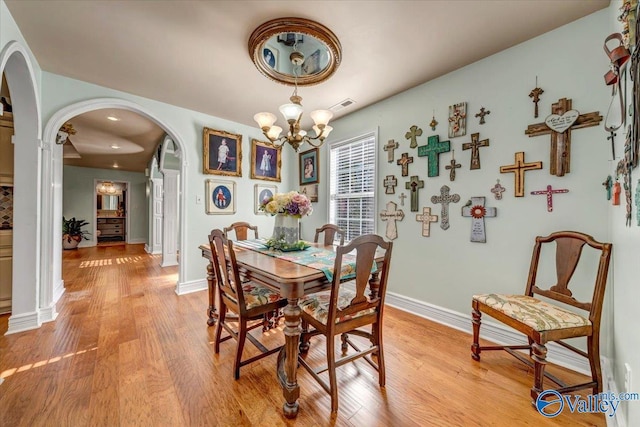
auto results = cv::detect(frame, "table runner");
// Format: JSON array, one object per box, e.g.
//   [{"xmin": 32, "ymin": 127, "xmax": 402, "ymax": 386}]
[{"xmin": 233, "ymin": 239, "xmax": 359, "ymax": 281}]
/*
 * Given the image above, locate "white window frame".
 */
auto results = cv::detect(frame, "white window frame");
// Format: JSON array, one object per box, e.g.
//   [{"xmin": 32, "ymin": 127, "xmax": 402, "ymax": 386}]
[{"xmin": 328, "ymin": 130, "xmax": 377, "ymax": 242}]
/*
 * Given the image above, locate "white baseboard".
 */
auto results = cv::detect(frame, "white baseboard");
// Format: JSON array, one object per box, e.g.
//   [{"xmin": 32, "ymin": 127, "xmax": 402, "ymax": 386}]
[
  {"xmin": 5, "ymin": 310, "xmax": 40, "ymax": 335},
  {"xmin": 385, "ymin": 291, "xmax": 591, "ymax": 375},
  {"xmin": 176, "ymin": 278, "xmax": 207, "ymax": 295},
  {"xmin": 602, "ymin": 357, "xmax": 625, "ymax": 427},
  {"xmin": 144, "ymin": 244, "xmax": 161, "ymax": 255},
  {"xmin": 53, "ymin": 279, "xmax": 65, "ymax": 304},
  {"xmin": 39, "ymin": 302, "xmax": 59, "ymax": 323},
  {"xmin": 128, "ymin": 238, "xmax": 146, "ymax": 244}
]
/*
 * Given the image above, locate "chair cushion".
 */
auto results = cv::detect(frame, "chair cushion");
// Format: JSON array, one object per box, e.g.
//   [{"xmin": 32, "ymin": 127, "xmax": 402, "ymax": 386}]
[
  {"xmin": 473, "ymin": 294, "xmax": 591, "ymax": 332},
  {"xmin": 225, "ymin": 282, "xmax": 283, "ymax": 310},
  {"xmin": 299, "ymin": 289, "xmax": 375, "ymax": 325}
]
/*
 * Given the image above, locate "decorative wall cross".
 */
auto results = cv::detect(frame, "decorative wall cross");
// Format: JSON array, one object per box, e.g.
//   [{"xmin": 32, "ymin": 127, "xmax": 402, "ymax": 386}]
[
  {"xmin": 490, "ymin": 179, "xmax": 506, "ymax": 200},
  {"xmin": 530, "ymin": 185, "xmax": 569, "ymax": 212},
  {"xmin": 430, "ymin": 185, "xmax": 460, "ymax": 230},
  {"xmin": 399, "ymin": 192, "xmax": 407, "ymax": 206},
  {"xmin": 383, "ymin": 139, "xmax": 399, "ymax": 163},
  {"xmin": 383, "ymin": 175, "xmax": 397, "ymax": 194},
  {"xmin": 613, "ymin": 181, "xmax": 621, "ymax": 205},
  {"xmin": 430, "ymin": 111, "xmax": 438, "ymax": 131},
  {"xmin": 461, "ymin": 197, "xmax": 497, "ymax": 243},
  {"xmin": 397, "ymin": 153, "xmax": 414, "ymax": 177},
  {"xmin": 499, "ymin": 151, "xmax": 543, "ymax": 197},
  {"xmin": 448, "ymin": 102, "xmax": 467, "ymax": 138},
  {"xmin": 525, "ymin": 97, "xmax": 602, "ymax": 177},
  {"xmin": 602, "ymin": 175, "xmax": 612, "ymax": 201},
  {"xmin": 475, "ymin": 107, "xmax": 491, "ymax": 125},
  {"xmin": 417, "ymin": 135, "xmax": 450, "ymax": 177},
  {"xmin": 380, "ymin": 201, "xmax": 404, "ymax": 240},
  {"xmin": 462, "ymin": 132, "xmax": 490, "ymax": 170},
  {"xmin": 529, "ymin": 86, "xmax": 544, "ymax": 118},
  {"xmin": 405, "ymin": 176, "xmax": 424, "ymax": 212},
  {"xmin": 415, "ymin": 207, "xmax": 438, "ymax": 237},
  {"xmin": 405, "ymin": 125, "xmax": 423, "ymax": 149},
  {"xmin": 445, "ymin": 150, "xmax": 462, "ymax": 181}
]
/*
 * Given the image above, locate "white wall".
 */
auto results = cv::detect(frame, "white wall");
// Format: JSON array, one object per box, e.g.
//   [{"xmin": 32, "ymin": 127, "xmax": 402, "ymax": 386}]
[
  {"xmin": 40, "ymin": 71, "xmax": 296, "ymax": 284},
  {"xmin": 0, "ymin": 1, "xmax": 41, "ymax": 84}
]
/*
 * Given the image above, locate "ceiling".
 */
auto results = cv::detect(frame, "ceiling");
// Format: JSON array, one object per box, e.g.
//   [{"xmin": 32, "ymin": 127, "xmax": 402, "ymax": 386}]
[{"xmin": 5, "ymin": 0, "xmax": 610, "ymax": 172}]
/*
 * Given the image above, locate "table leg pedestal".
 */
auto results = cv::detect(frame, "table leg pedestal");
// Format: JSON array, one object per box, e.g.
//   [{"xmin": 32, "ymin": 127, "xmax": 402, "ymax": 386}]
[
  {"xmin": 206, "ymin": 263, "xmax": 217, "ymax": 326},
  {"xmin": 277, "ymin": 298, "xmax": 301, "ymax": 418}
]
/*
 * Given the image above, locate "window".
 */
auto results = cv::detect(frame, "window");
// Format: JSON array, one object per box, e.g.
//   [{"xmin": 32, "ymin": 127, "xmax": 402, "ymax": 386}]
[{"xmin": 329, "ymin": 131, "xmax": 376, "ymax": 241}]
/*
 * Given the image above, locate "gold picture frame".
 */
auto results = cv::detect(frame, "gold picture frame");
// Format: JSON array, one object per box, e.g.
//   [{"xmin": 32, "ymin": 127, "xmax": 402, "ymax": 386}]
[
  {"xmin": 250, "ymin": 139, "xmax": 281, "ymax": 182},
  {"xmin": 203, "ymin": 127, "xmax": 242, "ymax": 176}
]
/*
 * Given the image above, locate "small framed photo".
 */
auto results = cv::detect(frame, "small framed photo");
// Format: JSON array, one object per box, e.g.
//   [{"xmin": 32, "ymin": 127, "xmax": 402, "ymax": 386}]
[
  {"xmin": 203, "ymin": 127, "xmax": 242, "ymax": 177},
  {"xmin": 302, "ymin": 49, "xmax": 321, "ymax": 75},
  {"xmin": 263, "ymin": 46, "xmax": 278, "ymax": 69},
  {"xmin": 254, "ymin": 183, "xmax": 277, "ymax": 214},
  {"xmin": 251, "ymin": 139, "xmax": 281, "ymax": 182},
  {"xmin": 206, "ymin": 179, "xmax": 236, "ymax": 214},
  {"xmin": 300, "ymin": 184, "xmax": 318, "ymax": 202},
  {"xmin": 299, "ymin": 147, "xmax": 319, "ymax": 185}
]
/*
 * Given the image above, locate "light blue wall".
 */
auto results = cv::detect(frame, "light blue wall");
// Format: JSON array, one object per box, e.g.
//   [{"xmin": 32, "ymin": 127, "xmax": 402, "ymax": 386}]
[{"xmin": 63, "ymin": 165, "xmax": 148, "ymax": 247}]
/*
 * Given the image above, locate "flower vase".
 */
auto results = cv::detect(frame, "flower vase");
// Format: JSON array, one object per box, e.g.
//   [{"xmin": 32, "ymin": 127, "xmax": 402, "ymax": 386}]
[{"xmin": 272, "ymin": 213, "xmax": 299, "ymax": 246}]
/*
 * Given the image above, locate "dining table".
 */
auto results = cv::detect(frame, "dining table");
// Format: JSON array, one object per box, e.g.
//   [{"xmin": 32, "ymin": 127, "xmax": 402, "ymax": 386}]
[{"xmin": 199, "ymin": 238, "xmax": 385, "ymax": 418}]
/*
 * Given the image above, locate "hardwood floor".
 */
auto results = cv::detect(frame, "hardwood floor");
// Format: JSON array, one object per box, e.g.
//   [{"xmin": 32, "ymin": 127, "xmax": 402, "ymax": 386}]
[{"xmin": 0, "ymin": 244, "xmax": 604, "ymax": 426}]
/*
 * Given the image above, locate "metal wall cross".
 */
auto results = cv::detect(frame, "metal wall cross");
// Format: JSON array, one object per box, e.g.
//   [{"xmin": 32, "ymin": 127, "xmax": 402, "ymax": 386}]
[
  {"xmin": 529, "ymin": 86, "xmax": 544, "ymax": 118},
  {"xmin": 379, "ymin": 201, "xmax": 404, "ymax": 240},
  {"xmin": 383, "ymin": 175, "xmax": 397, "ymax": 194},
  {"xmin": 499, "ymin": 151, "xmax": 543, "ymax": 197},
  {"xmin": 462, "ymin": 132, "xmax": 490, "ymax": 170},
  {"xmin": 405, "ymin": 125, "xmax": 423, "ymax": 149},
  {"xmin": 602, "ymin": 175, "xmax": 612, "ymax": 200},
  {"xmin": 430, "ymin": 185, "xmax": 460, "ymax": 230},
  {"xmin": 417, "ymin": 135, "xmax": 450, "ymax": 177},
  {"xmin": 525, "ymin": 97, "xmax": 602, "ymax": 176},
  {"xmin": 490, "ymin": 179, "xmax": 506, "ymax": 200},
  {"xmin": 475, "ymin": 107, "xmax": 491, "ymax": 125},
  {"xmin": 530, "ymin": 185, "xmax": 569, "ymax": 212},
  {"xmin": 383, "ymin": 139, "xmax": 399, "ymax": 163},
  {"xmin": 405, "ymin": 175, "xmax": 424, "ymax": 212},
  {"xmin": 445, "ymin": 150, "xmax": 462, "ymax": 182},
  {"xmin": 415, "ymin": 207, "xmax": 438, "ymax": 237},
  {"xmin": 397, "ymin": 152, "xmax": 414, "ymax": 177},
  {"xmin": 461, "ymin": 197, "xmax": 497, "ymax": 243}
]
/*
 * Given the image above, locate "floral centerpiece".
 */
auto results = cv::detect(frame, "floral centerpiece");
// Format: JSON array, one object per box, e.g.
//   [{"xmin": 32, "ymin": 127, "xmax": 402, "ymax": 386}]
[{"xmin": 259, "ymin": 191, "xmax": 312, "ymax": 249}]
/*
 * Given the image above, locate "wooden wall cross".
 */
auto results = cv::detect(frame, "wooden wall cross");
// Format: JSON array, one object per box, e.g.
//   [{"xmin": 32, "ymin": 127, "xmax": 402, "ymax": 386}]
[
  {"xmin": 462, "ymin": 132, "xmax": 489, "ymax": 170},
  {"xmin": 379, "ymin": 201, "xmax": 404, "ymax": 240},
  {"xmin": 499, "ymin": 151, "xmax": 543, "ymax": 197},
  {"xmin": 448, "ymin": 102, "xmax": 467, "ymax": 138},
  {"xmin": 525, "ymin": 97, "xmax": 602, "ymax": 176},
  {"xmin": 417, "ymin": 135, "xmax": 450, "ymax": 177},
  {"xmin": 530, "ymin": 185, "xmax": 569, "ymax": 212},
  {"xmin": 490, "ymin": 179, "xmax": 506, "ymax": 200},
  {"xmin": 445, "ymin": 150, "xmax": 462, "ymax": 181},
  {"xmin": 399, "ymin": 192, "xmax": 407, "ymax": 206},
  {"xmin": 383, "ymin": 175, "xmax": 397, "ymax": 194},
  {"xmin": 529, "ymin": 86, "xmax": 544, "ymax": 118},
  {"xmin": 383, "ymin": 139, "xmax": 399, "ymax": 163},
  {"xmin": 461, "ymin": 197, "xmax": 497, "ymax": 243},
  {"xmin": 405, "ymin": 125, "xmax": 423, "ymax": 149},
  {"xmin": 397, "ymin": 153, "xmax": 414, "ymax": 177},
  {"xmin": 415, "ymin": 207, "xmax": 438, "ymax": 237},
  {"xmin": 405, "ymin": 175, "xmax": 424, "ymax": 212},
  {"xmin": 475, "ymin": 107, "xmax": 491, "ymax": 125},
  {"xmin": 430, "ymin": 185, "xmax": 460, "ymax": 230}
]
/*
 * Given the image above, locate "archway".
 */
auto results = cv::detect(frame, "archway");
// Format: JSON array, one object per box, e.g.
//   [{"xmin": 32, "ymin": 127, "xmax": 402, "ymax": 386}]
[
  {"xmin": 0, "ymin": 41, "xmax": 42, "ymax": 334},
  {"xmin": 42, "ymin": 98, "xmax": 187, "ymax": 317}
]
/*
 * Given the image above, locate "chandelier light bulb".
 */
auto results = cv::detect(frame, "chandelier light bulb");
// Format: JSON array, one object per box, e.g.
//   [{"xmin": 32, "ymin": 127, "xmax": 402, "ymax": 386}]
[
  {"xmin": 267, "ymin": 125, "xmax": 283, "ymax": 140},
  {"xmin": 310, "ymin": 109, "xmax": 333, "ymax": 127},
  {"xmin": 279, "ymin": 103, "xmax": 303, "ymax": 122},
  {"xmin": 254, "ymin": 112, "xmax": 277, "ymax": 129}
]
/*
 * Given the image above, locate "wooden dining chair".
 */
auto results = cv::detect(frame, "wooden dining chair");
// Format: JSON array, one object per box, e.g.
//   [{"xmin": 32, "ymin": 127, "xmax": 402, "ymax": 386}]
[
  {"xmin": 314, "ymin": 223, "xmax": 346, "ymax": 246},
  {"xmin": 223, "ymin": 221, "xmax": 258, "ymax": 241},
  {"xmin": 471, "ymin": 231, "xmax": 612, "ymax": 403},
  {"xmin": 298, "ymin": 234, "xmax": 393, "ymax": 414},
  {"xmin": 208, "ymin": 229, "xmax": 287, "ymax": 379}
]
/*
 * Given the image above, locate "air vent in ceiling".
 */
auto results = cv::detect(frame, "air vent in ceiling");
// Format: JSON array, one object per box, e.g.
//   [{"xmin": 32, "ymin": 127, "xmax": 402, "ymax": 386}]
[{"xmin": 329, "ymin": 98, "xmax": 356, "ymax": 112}]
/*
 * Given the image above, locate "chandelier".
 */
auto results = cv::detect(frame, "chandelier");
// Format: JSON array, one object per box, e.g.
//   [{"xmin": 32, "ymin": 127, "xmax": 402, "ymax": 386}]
[
  {"xmin": 253, "ymin": 52, "xmax": 334, "ymax": 152},
  {"xmin": 97, "ymin": 182, "xmax": 121, "ymax": 196}
]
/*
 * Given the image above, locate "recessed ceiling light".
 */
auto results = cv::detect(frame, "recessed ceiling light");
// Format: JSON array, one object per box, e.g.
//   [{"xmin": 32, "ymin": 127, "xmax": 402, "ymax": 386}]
[
  {"xmin": 111, "ymin": 144, "xmax": 120, "ymax": 149},
  {"xmin": 107, "ymin": 115, "xmax": 120, "ymax": 121}
]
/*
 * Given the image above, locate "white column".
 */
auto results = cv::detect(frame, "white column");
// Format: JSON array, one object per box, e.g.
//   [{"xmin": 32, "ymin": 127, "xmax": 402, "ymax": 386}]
[
  {"xmin": 161, "ymin": 170, "xmax": 178, "ymax": 267},
  {"xmin": 148, "ymin": 178, "xmax": 163, "ymax": 254}
]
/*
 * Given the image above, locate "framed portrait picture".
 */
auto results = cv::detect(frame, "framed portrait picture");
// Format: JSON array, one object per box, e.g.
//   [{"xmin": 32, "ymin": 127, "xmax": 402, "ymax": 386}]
[
  {"xmin": 254, "ymin": 183, "xmax": 277, "ymax": 214},
  {"xmin": 203, "ymin": 127, "xmax": 242, "ymax": 177},
  {"xmin": 206, "ymin": 179, "xmax": 236, "ymax": 214},
  {"xmin": 251, "ymin": 139, "xmax": 281, "ymax": 182},
  {"xmin": 299, "ymin": 147, "xmax": 319, "ymax": 185},
  {"xmin": 263, "ymin": 46, "xmax": 278, "ymax": 69},
  {"xmin": 302, "ymin": 49, "xmax": 321, "ymax": 75},
  {"xmin": 300, "ymin": 184, "xmax": 318, "ymax": 202}
]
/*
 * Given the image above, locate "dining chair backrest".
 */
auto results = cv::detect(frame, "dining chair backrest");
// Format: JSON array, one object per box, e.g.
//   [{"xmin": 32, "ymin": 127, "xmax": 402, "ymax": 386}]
[
  {"xmin": 223, "ymin": 221, "xmax": 258, "ymax": 241},
  {"xmin": 314, "ymin": 224, "xmax": 346, "ymax": 246},
  {"xmin": 208, "ymin": 229, "xmax": 245, "ymax": 312}
]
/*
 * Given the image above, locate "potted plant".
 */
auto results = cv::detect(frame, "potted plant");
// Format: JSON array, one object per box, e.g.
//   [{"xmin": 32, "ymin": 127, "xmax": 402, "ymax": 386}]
[{"xmin": 62, "ymin": 217, "xmax": 91, "ymax": 250}]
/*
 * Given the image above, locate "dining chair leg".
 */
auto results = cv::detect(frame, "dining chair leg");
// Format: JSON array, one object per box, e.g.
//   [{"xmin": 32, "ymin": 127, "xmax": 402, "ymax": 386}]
[
  {"xmin": 588, "ymin": 334, "xmax": 602, "ymax": 395},
  {"xmin": 235, "ymin": 319, "xmax": 248, "ymax": 380},
  {"xmin": 327, "ymin": 336, "xmax": 338, "ymax": 413},
  {"xmin": 214, "ymin": 305, "xmax": 226, "ymax": 354},
  {"xmin": 375, "ymin": 321, "xmax": 386, "ymax": 387},
  {"xmin": 531, "ymin": 342, "xmax": 547, "ymax": 402},
  {"xmin": 340, "ymin": 333, "xmax": 348, "ymax": 356},
  {"xmin": 471, "ymin": 308, "xmax": 481, "ymax": 361}
]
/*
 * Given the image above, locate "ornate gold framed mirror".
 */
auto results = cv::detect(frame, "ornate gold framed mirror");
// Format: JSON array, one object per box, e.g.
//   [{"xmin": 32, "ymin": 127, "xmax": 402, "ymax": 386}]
[{"xmin": 248, "ymin": 17, "xmax": 342, "ymax": 86}]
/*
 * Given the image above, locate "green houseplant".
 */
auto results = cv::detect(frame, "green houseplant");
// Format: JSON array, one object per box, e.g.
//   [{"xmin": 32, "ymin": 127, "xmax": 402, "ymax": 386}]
[{"xmin": 62, "ymin": 217, "xmax": 91, "ymax": 250}]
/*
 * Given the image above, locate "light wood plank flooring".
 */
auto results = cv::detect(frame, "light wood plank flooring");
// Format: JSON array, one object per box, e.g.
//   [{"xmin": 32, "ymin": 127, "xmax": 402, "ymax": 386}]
[{"xmin": 0, "ymin": 244, "xmax": 604, "ymax": 426}]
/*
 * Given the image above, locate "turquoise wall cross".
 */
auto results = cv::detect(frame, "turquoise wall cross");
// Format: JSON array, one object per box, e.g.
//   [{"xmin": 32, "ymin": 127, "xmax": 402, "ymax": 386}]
[{"xmin": 417, "ymin": 135, "xmax": 450, "ymax": 177}]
